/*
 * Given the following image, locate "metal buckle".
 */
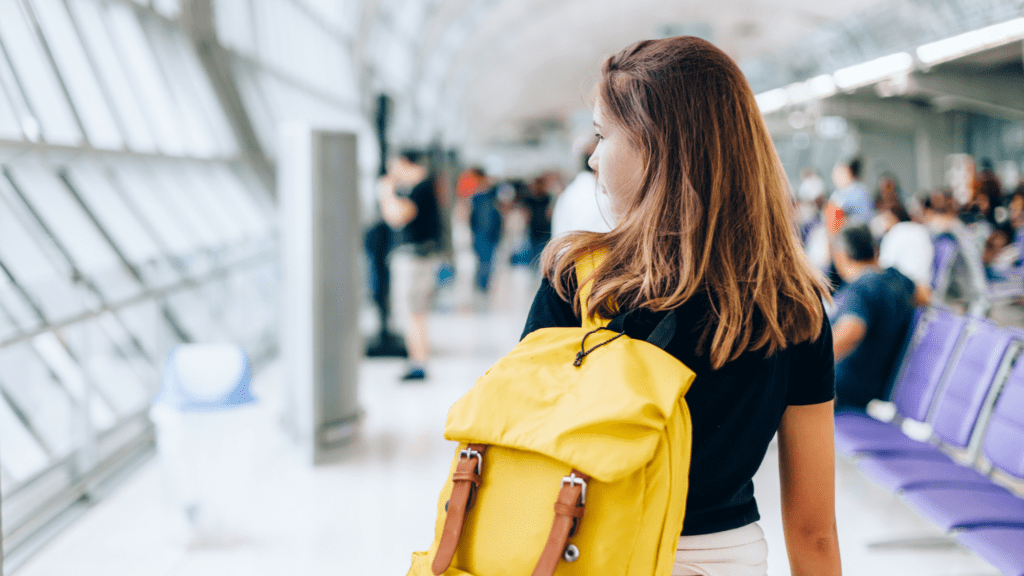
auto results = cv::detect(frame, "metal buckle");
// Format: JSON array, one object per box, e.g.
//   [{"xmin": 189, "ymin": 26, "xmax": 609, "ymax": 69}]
[
  {"xmin": 561, "ymin": 472, "xmax": 587, "ymax": 505},
  {"xmin": 459, "ymin": 448, "xmax": 483, "ymax": 475}
]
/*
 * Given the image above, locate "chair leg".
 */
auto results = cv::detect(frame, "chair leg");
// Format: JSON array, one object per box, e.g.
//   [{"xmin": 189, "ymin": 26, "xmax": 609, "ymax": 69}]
[{"xmin": 866, "ymin": 534, "xmax": 959, "ymax": 549}]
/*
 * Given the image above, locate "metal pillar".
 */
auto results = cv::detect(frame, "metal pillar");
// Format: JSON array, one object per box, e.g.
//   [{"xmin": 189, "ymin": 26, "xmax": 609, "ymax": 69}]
[{"xmin": 280, "ymin": 126, "xmax": 362, "ymax": 464}]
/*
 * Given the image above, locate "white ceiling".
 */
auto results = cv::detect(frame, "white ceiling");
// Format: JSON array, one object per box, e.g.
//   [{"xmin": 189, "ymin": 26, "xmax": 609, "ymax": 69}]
[{"xmin": 363, "ymin": 0, "xmax": 895, "ymax": 147}]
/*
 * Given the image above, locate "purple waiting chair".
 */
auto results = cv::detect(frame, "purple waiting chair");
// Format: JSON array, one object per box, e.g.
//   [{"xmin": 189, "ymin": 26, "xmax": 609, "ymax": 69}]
[
  {"xmin": 855, "ymin": 324, "xmax": 1018, "ymax": 492},
  {"xmin": 952, "ymin": 355, "xmax": 1024, "ymax": 576},
  {"xmin": 833, "ymin": 310, "xmax": 967, "ymax": 456},
  {"xmin": 900, "ymin": 351, "xmax": 1024, "ymax": 538}
]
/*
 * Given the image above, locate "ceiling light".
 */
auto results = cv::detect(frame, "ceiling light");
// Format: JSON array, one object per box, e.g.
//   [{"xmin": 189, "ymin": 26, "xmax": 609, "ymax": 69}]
[
  {"xmin": 833, "ymin": 52, "xmax": 914, "ymax": 90},
  {"xmin": 755, "ymin": 88, "xmax": 788, "ymax": 114},
  {"xmin": 786, "ymin": 75, "xmax": 838, "ymax": 104},
  {"xmin": 917, "ymin": 18, "xmax": 1024, "ymax": 65},
  {"xmin": 807, "ymin": 75, "xmax": 837, "ymax": 99},
  {"xmin": 786, "ymin": 82, "xmax": 812, "ymax": 104}
]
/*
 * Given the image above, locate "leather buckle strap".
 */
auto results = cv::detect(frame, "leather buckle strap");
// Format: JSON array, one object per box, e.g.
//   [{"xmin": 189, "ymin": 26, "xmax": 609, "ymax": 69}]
[
  {"xmin": 531, "ymin": 470, "xmax": 590, "ymax": 576},
  {"xmin": 432, "ymin": 444, "xmax": 487, "ymax": 575}
]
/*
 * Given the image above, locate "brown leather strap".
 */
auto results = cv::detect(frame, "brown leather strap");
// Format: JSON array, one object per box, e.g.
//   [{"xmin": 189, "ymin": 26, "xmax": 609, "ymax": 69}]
[
  {"xmin": 531, "ymin": 470, "xmax": 589, "ymax": 576},
  {"xmin": 432, "ymin": 444, "xmax": 487, "ymax": 575}
]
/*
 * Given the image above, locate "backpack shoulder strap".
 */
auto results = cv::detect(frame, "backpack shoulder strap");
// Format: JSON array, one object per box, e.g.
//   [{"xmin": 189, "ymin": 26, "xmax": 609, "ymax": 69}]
[{"xmin": 575, "ymin": 249, "xmax": 609, "ymax": 330}]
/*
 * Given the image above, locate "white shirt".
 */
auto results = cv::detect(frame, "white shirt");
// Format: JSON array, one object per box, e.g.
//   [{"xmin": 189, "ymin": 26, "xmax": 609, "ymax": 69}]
[
  {"xmin": 798, "ymin": 175, "xmax": 825, "ymax": 203},
  {"xmin": 878, "ymin": 221, "xmax": 934, "ymax": 287},
  {"xmin": 550, "ymin": 172, "xmax": 613, "ymax": 237}
]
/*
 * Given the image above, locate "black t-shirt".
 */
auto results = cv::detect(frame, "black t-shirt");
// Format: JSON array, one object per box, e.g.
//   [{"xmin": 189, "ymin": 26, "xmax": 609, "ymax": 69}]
[
  {"xmin": 401, "ymin": 178, "xmax": 441, "ymax": 252},
  {"xmin": 521, "ymin": 278, "xmax": 835, "ymax": 536},
  {"xmin": 832, "ymin": 267, "xmax": 915, "ymax": 410}
]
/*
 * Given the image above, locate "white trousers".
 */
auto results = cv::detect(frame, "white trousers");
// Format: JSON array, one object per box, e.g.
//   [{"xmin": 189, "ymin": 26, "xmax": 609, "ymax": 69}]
[{"xmin": 673, "ymin": 523, "xmax": 768, "ymax": 576}]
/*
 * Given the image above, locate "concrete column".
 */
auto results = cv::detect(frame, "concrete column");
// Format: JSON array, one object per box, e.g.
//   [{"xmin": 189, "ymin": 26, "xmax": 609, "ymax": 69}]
[{"xmin": 280, "ymin": 126, "xmax": 363, "ymax": 465}]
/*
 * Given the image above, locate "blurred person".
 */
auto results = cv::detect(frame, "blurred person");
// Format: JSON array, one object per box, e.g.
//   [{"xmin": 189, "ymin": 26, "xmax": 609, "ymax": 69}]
[
  {"xmin": 982, "ymin": 224, "xmax": 1018, "ymax": 281},
  {"xmin": 873, "ymin": 202, "xmax": 933, "ymax": 306},
  {"xmin": 922, "ymin": 190, "xmax": 990, "ymax": 316},
  {"xmin": 455, "ymin": 166, "xmax": 487, "ymax": 222},
  {"xmin": 469, "ymin": 181, "xmax": 504, "ymax": 291},
  {"xmin": 874, "ymin": 174, "xmax": 901, "ymax": 213},
  {"xmin": 1007, "ymin": 188, "xmax": 1024, "ymax": 262},
  {"xmin": 825, "ymin": 157, "xmax": 873, "ymax": 234},
  {"xmin": 378, "ymin": 149, "xmax": 441, "ymax": 381},
  {"xmin": 550, "ymin": 138, "xmax": 613, "ymax": 236},
  {"xmin": 830, "ymin": 224, "xmax": 917, "ymax": 412},
  {"xmin": 520, "ymin": 174, "xmax": 555, "ymax": 267},
  {"xmin": 1008, "ymin": 187, "xmax": 1024, "ymax": 230},
  {"xmin": 961, "ymin": 175, "xmax": 1003, "ymax": 254},
  {"xmin": 796, "ymin": 167, "xmax": 826, "ymax": 241},
  {"xmin": 525, "ymin": 36, "xmax": 840, "ymax": 575}
]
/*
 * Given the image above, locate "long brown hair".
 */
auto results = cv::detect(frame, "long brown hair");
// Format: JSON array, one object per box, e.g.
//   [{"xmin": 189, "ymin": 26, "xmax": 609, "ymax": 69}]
[{"xmin": 543, "ymin": 36, "xmax": 829, "ymax": 369}]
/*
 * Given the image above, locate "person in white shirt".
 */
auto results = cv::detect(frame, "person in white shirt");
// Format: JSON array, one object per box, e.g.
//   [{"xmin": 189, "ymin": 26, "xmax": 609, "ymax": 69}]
[
  {"xmin": 551, "ymin": 139, "xmax": 613, "ymax": 237},
  {"xmin": 873, "ymin": 204, "xmax": 933, "ymax": 305}
]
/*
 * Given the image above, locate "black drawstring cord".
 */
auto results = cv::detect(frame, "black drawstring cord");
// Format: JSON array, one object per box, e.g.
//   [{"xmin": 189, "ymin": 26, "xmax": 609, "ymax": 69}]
[{"xmin": 573, "ymin": 327, "xmax": 625, "ymax": 367}]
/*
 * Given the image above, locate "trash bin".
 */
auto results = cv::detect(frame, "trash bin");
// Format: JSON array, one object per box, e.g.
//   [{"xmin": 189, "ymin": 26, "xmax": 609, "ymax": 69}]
[{"xmin": 150, "ymin": 343, "xmax": 257, "ymax": 541}]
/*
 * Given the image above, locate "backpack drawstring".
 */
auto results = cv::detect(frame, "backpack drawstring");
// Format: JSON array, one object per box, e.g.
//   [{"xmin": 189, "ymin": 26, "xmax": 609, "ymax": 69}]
[{"xmin": 574, "ymin": 327, "xmax": 626, "ymax": 367}]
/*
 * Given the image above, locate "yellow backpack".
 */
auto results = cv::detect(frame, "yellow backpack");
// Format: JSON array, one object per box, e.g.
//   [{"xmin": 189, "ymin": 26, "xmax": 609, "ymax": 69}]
[{"xmin": 408, "ymin": 252, "xmax": 696, "ymax": 576}]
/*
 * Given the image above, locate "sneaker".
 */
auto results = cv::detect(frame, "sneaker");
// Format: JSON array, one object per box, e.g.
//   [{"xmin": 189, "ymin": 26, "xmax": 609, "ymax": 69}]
[{"xmin": 401, "ymin": 368, "xmax": 426, "ymax": 382}]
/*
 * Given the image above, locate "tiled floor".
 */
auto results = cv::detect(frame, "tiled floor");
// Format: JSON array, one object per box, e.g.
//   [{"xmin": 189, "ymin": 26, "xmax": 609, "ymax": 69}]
[{"xmin": 15, "ymin": 260, "xmax": 1002, "ymax": 576}]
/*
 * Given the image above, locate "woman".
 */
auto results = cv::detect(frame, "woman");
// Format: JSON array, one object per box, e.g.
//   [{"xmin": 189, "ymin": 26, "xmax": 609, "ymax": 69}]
[{"xmin": 522, "ymin": 37, "xmax": 841, "ymax": 575}]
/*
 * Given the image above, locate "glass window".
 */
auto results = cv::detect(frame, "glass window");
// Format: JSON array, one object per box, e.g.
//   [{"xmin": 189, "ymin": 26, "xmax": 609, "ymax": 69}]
[
  {"xmin": 214, "ymin": 0, "xmax": 256, "ymax": 55},
  {"xmin": 159, "ymin": 164, "xmax": 245, "ymax": 246},
  {"xmin": 205, "ymin": 164, "xmax": 272, "ymax": 239},
  {"xmin": 107, "ymin": 161, "xmax": 204, "ymax": 266},
  {"xmin": 0, "ymin": 270, "xmax": 42, "ymax": 336},
  {"xmin": 0, "ymin": 176, "xmax": 95, "ymax": 322},
  {"xmin": 0, "ymin": 80, "xmax": 22, "ymax": 140},
  {"xmin": 165, "ymin": 287, "xmax": 231, "ymax": 343},
  {"xmin": 231, "ymin": 64, "xmax": 277, "ymax": 158},
  {"xmin": 27, "ymin": 0, "xmax": 123, "ymax": 150},
  {"xmin": 0, "ymin": 48, "xmax": 38, "ymax": 141},
  {"xmin": 142, "ymin": 18, "xmax": 231, "ymax": 158},
  {"xmin": 32, "ymin": 332, "xmax": 116, "ymax": 431},
  {"xmin": 0, "ymin": 0, "xmax": 82, "ymax": 146},
  {"xmin": 96, "ymin": 311, "xmax": 159, "ymax": 393},
  {"xmin": 116, "ymin": 300, "xmax": 183, "ymax": 364},
  {"xmin": 63, "ymin": 162, "xmax": 179, "ymax": 288},
  {"xmin": 168, "ymin": 28, "xmax": 238, "ymax": 157},
  {"xmin": 142, "ymin": 161, "xmax": 225, "ymax": 251},
  {"xmin": 0, "ymin": 388, "xmax": 50, "ymax": 486},
  {"xmin": 66, "ymin": 0, "xmax": 157, "ymax": 153},
  {"xmin": 5, "ymin": 161, "xmax": 143, "ymax": 304},
  {"xmin": 103, "ymin": 2, "xmax": 186, "ymax": 156},
  {"xmin": 152, "ymin": 0, "xmax": 181, "ymax": 19},
  {"xmin": 139, "ymin": 18, "xmax": 218, "ymax": 158},
  {"xmin": 58, "ymin": 320, "xmax": 150, "ymax": 417},
  {"xmin": 0, "ymin": 297, "xmax": 21, "ymax": 343},
  {"xmin": 0, "ymin": 343, "xmax": 78, "ymax": 458}
]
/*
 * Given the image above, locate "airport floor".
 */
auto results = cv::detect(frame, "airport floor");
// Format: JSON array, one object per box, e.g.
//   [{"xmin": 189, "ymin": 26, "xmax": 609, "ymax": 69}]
[{"xmin": 15, "ymin": 262, "xmax": 1003, "ymax": 576}]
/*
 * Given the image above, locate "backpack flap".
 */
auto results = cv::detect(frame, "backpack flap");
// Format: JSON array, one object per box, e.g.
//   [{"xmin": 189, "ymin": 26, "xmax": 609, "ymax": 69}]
[{"xmin": 444, "ymin": 326, "xmax": 695, "ymax": 483}]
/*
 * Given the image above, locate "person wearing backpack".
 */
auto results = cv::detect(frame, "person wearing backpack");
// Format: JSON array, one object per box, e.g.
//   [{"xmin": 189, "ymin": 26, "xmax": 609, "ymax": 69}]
[
  {"xmin": 410, "ymin": 36, "xmax": 840, "ymax": 576},
  {"xmin": 525, "ymin": 37, "xmax": 841, "ymax": 575}
]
